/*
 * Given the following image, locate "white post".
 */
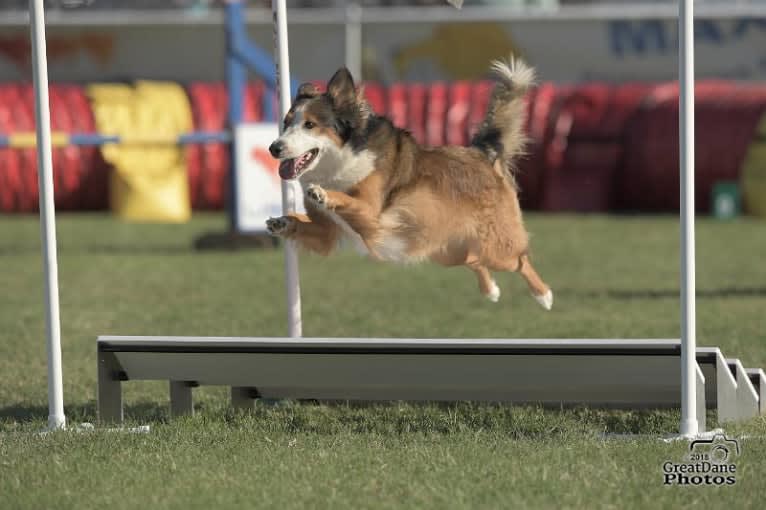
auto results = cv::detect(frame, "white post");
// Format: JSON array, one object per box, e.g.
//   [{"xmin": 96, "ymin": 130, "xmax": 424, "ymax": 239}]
[
  {"xmin": 679, "ymin": 0, "xmax": 698, "ymax": 437},
  {"xmin": 345, "ymin": 2, "xmax": 363, "ymax": 80},
  {"xmin": 273, "ymin": 0, "xmax": 303, "ymax": 338},
  {"xmin": 29, "ymin": 0, "xmax": 66, "ymax": 430}
]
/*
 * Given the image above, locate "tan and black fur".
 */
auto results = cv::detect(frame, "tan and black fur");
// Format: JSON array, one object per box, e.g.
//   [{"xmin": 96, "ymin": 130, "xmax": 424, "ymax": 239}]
[{"xmin": 266, "ymin": 58, "xmax": 552, "ymax": 308}]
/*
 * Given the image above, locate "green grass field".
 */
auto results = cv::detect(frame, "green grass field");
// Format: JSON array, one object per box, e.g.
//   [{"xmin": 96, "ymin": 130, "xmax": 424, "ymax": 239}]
[{"xmin": 1, "ymin": 213, "xmax": 765, "ymax": 509}]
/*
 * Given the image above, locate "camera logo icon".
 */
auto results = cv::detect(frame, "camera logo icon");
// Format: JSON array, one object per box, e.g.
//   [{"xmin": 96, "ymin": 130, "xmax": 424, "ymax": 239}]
[{"xmin": 689, "ymin": 433, "xmax": 740, "ymax": 464}]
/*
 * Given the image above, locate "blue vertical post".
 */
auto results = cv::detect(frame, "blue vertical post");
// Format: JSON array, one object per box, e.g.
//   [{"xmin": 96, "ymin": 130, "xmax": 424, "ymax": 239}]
[
  {"xmin": 225, "ymin": 1, "xmax": 246, "ymax": 232},
  {"xmin": 225, "ymin": 0, "xmax": 298, "ymax": 230},
  {"xmin": 264, "ymin": 87, "xmax": 275, "ymax": 122}
]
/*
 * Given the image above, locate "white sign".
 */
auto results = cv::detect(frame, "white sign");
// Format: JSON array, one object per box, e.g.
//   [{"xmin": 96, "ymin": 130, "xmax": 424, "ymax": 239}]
[{"xmin": 234, "ymin": 122, "xmax": 303, "ymax": 233}]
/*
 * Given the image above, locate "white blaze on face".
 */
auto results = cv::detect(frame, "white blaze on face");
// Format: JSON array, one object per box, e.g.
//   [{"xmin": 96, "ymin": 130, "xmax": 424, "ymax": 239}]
[
  {"xmin": 274, "ymin": 104, "xmax": 328, "ymax": 180},
  {"xmin": 276, "ymin": 106, "xmax": 322, "ymax": 158}
]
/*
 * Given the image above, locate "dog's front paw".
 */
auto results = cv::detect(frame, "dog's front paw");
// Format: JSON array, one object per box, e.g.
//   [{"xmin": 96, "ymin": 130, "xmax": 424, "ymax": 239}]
[
  {"xmin": 305, "ymin": 184, "xmax": 328, "ymax": 208},
  {"xmin": 266, "ymin": 216, "xmax": 295, "ymax": 236}
]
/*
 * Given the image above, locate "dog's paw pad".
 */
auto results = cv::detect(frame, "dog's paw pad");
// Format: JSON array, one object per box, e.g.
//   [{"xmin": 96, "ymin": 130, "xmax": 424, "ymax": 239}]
[
  {"xmin": 306, "ymin": 184, "xmax": 327, "ymax": 207},
  {"xmin": 266, "ymin": 216, "xmax": 292, "ymax": 236}
]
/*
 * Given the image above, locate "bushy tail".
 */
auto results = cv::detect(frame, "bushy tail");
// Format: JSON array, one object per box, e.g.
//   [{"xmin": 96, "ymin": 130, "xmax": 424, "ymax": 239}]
[{"xmin": 471, "ymin": 57, "xmax": 535, "ymax": 185}]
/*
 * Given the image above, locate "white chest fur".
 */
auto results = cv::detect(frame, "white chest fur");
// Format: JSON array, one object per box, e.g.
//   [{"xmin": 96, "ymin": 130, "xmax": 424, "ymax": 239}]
[{"xmin": 299, "ymin": 145, "xmax": 376, "ymax": 192}]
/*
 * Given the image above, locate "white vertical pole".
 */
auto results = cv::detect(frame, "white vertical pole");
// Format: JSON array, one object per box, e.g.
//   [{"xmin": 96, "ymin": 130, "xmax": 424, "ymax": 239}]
[
  {"xmin": 273, "ymin": 0, "xmax": 303, "ymax": 338},
  {"xmin": 679, "ymin": 0, "xmax": 698, "ymax": 437},
  {"xmin": 29, "ymin": 0, "xmax": 66, "ymax": 430},
  {"xmin": 344, "ymin": 2, "xmax": 363, "ymax": 80}
]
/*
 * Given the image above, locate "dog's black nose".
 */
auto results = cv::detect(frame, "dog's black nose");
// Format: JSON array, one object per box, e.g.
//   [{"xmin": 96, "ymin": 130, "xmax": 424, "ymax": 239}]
[{"xmin": 269, "ymin": 140, "xmax": 284, "ymax": 158}]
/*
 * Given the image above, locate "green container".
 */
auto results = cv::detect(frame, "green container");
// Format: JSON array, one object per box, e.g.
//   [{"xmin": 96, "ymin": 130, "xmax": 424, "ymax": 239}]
[
  {"xmin": 711, "ymin": 181, "xmax": 741, "ymax": 220},
  {"xmin": 741, "ymin": 143, "xmax": 766, "ymax": 217}
]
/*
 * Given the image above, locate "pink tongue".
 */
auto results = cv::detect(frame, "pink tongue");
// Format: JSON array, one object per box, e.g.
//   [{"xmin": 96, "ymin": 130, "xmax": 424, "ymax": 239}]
[
  {"xmin": 279, "ymin": 159, "xmax": 297, "ymax": 180},
  {"xmin": 278, "ymin": 152, "xmax": 313, "ymax": 180}
]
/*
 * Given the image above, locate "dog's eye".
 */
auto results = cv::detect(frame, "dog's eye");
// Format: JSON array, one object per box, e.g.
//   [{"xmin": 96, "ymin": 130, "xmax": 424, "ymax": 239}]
[{"xmin": 304, "ymin": 121, "xmax": 315, "ymax": 129}]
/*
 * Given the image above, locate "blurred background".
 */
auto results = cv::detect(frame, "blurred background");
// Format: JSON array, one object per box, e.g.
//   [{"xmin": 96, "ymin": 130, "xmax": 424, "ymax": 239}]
[{"xmin": 1, "ymin": 0, "xmax": 765, "ymax": 220}]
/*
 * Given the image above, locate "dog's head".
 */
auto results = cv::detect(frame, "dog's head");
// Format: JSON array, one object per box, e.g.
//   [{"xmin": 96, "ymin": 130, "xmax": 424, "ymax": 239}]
[{"xmin": 269, "ymin": 67, "xmax": 370, "ymax": 180}]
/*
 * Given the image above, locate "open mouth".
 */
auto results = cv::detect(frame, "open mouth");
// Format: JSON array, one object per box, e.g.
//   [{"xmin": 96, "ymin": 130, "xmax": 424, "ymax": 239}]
[{"xmin": 279, "ymin": 149, "xmax": 319, "ymax": 180}]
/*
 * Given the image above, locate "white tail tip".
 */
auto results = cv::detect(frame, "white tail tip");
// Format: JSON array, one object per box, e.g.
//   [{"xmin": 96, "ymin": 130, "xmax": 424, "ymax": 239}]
[
  {"xmin": 534, "ymin": 289, "xmax": 553, "ymax": 311},
  {"xmin": 489, "ymin": 56, "xmax": 536, "ymax": 90}
]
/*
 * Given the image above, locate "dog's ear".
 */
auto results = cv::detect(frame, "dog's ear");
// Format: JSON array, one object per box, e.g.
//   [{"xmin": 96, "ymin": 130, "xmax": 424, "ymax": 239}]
[
  {"xmin": 327, "ymin": 67, "xmax": 356, "ymax": 107},
  {"xmin": 295, "ymin": 82, "xmax": 320, "ymax": 101},
  {"xmin": 355, "ymin": 85, "xmax": 373, "ymax": 124}
]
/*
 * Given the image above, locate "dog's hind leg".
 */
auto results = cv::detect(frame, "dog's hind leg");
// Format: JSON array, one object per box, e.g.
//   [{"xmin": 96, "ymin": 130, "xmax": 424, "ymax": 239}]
[
  {"xmin": 468, "ymin": 262, "xmax": 500, "ymax": 303},
  {"xmin": 483, "ymin": 252, "xmax": 552, "ymax": 310},
  {"xmin": 517, "ymin": 254, "xmax": 553, "ymax": 310}
]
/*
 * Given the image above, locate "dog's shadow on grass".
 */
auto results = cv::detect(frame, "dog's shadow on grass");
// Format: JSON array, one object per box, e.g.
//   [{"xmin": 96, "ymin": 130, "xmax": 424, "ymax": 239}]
[
  {"xmin": 220, "ymin": 401, "xmax": 685, "ymax": 437},
  {"xmin": 563, "ymin": 286, "xmax": 766, "ymax": 300}
]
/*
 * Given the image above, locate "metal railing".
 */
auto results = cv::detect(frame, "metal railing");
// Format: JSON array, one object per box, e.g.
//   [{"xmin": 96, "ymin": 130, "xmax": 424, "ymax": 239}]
[{"xmin": 3, "ymin": 2, "xmax": 766, "ymax": 26}]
